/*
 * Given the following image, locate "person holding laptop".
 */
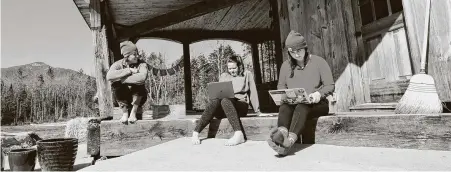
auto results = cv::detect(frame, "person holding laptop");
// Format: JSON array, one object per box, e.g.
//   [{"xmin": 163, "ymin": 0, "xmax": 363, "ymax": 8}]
[
  {"xmin": 191, "ymin": 55, "xmax": 262, "ymax": 146},
  {"xmin": 268, "ymin": 30, "xmax": 335, "ymax": 155}
]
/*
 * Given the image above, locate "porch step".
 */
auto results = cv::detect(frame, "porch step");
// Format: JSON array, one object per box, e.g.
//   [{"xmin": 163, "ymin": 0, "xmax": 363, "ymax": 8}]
[
  {"xmin": 349, "ymin": 103, "xmax": 397, "ymax": 112},
  {"xmin": 89, "ymin": 113, "xmax": 451, "ymax": 157}
]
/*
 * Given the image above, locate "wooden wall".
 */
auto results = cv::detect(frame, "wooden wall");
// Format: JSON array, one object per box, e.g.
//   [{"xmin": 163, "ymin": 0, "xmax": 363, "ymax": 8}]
[
  {"xmin": 282, "ymin": 0, "xmax": 366, "ymax": 111},
  {"xmin": 403, "ymin": 0, "xmax": 451, "ymax": 102}
]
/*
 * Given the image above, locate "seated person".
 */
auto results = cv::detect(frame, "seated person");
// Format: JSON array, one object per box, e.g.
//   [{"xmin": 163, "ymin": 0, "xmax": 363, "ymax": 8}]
[
  {"xmin": 191, "ymin": 55, "xmax": 265, "ymax": 146},
  {"xmin": 106, "ymin": 41, "xmax": 148, "ymax": 124},
  {"xmin": 268, "ymin": 30, "xmax": 335, "ymax": 156}
]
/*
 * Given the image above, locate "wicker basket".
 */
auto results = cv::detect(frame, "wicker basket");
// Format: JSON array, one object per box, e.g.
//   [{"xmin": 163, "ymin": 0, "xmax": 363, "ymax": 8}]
[{"xmin": 37, "ymin": 138, "xmax": 78, "ymax": 171}]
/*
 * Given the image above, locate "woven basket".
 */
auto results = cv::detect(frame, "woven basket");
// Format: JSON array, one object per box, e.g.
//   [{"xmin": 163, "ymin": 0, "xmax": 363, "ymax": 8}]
[{"xmin": 37, "ymin": 138, "xmax": 78, "ymax": 171}]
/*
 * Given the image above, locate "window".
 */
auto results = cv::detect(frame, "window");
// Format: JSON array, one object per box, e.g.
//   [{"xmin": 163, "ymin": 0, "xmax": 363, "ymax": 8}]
[{"xmin": 359, "ymin": 0, "xmax": 403, "ymax": 26}]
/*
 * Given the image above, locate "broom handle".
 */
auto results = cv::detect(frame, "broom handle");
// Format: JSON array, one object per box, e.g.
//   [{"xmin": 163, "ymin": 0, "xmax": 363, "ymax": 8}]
[{"xmin": 420, "ymin": 0, "xmax": 431, "ymax": 73}]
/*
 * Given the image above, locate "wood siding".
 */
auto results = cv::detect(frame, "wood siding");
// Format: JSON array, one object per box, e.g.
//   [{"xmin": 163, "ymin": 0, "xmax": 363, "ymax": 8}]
[
  {"xmin": 403, "ymin": 0, "xmax": 451, "ymax": 102},
  {"xmin": 285, "ymin": 0, "xmax": 365, "ymax": 111}
]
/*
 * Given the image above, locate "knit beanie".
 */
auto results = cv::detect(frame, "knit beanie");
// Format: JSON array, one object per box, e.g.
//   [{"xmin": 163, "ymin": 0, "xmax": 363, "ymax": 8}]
[
  {"xmin": 285, "ymin": 30, "xmax": 307, "ymax": 50},
  {"xmin": 120, "ymin": 41, "xmax": 138, "ymax": 56}
]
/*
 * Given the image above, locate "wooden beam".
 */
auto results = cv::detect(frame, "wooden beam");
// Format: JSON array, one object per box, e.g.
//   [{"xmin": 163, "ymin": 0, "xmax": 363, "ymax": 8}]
[
  {"xmin": 118, "ymin": 0, "xmax": 249, "ymax": 40},
  {"xmin": 183, "ymin": 43, "xmax": 193, "ymax": 111},
  {"xmin": 90, "ymin": 0, "xmax": 114, "ymax": 118},
  {"xmin": 140, "ymin": 29, "xmax": 273, "ymax": 44}
]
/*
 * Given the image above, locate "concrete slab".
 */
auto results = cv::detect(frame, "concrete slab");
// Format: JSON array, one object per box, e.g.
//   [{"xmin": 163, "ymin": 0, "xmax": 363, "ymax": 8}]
[{"xmin": 81, "ymin": 138, "xmax": 451, "ymax": 171}]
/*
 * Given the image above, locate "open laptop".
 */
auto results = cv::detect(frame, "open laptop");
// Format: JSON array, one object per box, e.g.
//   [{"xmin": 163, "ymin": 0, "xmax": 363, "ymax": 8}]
[
  {"xmin": 207, "ymin": 81, "xmax": 235, "ymax": 99},
  {"xmin": 268, "ymin": 88, "xmax": 311, "ymax": 105}
]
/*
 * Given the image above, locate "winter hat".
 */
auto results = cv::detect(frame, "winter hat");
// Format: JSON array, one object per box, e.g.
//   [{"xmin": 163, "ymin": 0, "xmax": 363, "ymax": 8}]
[
  {"xmin": 120, "ymin": 41, "xmax": 138, "ymax": 56},
  {"xmin": 285, "ymin": 30, "xmax": 307, "ymax": 50}
]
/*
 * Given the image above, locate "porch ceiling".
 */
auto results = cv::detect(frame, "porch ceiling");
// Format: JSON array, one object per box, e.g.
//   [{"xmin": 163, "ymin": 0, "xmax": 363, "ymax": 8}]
[{"xmin": 73, "ymin": 0, "xmax": 272, "ymax": 41}]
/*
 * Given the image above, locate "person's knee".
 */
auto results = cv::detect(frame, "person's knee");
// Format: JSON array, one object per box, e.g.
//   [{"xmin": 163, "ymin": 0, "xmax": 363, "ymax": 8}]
[
  {"xmin": 278, "ymin": 104, "xmax": 292, "ymax": 113},
  {"xmin": 220, "ymin": 98, "xmax": 233, "ymax": 107},
  {"xmin": 131, "ymin": 95, "xmax": 143, "ymax": 106}
]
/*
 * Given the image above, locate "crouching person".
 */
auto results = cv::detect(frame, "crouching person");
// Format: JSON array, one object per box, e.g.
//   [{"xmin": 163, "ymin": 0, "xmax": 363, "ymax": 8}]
[{"xmin": 106, "ymin": 41, "xmax": 148, "ymax": 124}]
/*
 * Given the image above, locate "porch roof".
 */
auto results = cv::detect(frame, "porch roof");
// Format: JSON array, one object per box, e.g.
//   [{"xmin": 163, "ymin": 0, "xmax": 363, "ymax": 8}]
[{"xmin": 73, "ymin": 0, "xmax": 273, "ymax": 42}]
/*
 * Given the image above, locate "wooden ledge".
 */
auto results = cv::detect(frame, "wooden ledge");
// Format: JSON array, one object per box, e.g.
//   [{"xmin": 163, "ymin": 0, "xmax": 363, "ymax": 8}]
[{"xmin": 89, "ymin": 113, "xmax": 451, "ymax": 157}]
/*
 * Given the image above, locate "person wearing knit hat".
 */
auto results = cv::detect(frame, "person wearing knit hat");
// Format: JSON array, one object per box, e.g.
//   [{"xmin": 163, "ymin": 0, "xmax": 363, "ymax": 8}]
[
  {"xmin": 267, "ymin": 30, "xmax": 335, "ymax": 156},
  {"xmin": 106, "ymin": 41, "xmax": 149, "ymax": 124}
]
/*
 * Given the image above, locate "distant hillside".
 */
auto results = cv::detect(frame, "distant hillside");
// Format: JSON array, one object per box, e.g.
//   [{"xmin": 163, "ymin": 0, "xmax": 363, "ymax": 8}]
[
  {"xmin": 1, "ymin": 62, "xmax": 94, "ymax": 86},
  {"xmin": 1, "ymin": 62, "xmax": 98, "ymax": 126}
]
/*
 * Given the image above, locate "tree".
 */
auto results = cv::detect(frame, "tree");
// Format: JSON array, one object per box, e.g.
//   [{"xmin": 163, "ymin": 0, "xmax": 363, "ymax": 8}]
[
  {"xmin": 37, "ymin": 74, "xmax": 44, "ymax": 86},
  {"xmin": 78, "ymin": 68, "xmax": 84, "ymax": 75},
  {"xmin": 17, "ymin": 67, "xmax": 25, "ymax": 80},
  {"xmin": 47, "ymin": 67, "xmax": 55, "ymax": 79}
]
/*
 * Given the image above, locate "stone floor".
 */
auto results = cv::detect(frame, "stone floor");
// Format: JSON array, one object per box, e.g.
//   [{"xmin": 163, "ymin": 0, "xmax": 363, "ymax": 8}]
[{"xmin": 81, "ymin": 138, "xmax": 451, "ymax": 171}]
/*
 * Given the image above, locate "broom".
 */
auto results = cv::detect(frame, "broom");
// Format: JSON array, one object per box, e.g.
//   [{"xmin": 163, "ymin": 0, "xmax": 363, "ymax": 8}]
[{"xmin": 395, "ymin": 0, "xmax": 443, "ymax": 114}]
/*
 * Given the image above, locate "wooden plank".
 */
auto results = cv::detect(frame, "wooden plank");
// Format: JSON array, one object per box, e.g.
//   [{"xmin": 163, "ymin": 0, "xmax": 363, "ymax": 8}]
[
  {"xmin": 370, "ymin": 79, "xmax": 410, "ymax": 96},
  {"xmin": 317, "ymin": 114, "xmax": 451, "ymax": 151},
  {"xmin": 118, "ymin": 0, "xmax": 248, "ymax": 39},
  {"xmin": 274, "ymin": 0, "xmax": 291, "ymax": 62},
  {"xmin": 234, "ymin": 0, "xmax": 268, "ymax": 30},
  {"xmin": 393, "ymin": 28, "xmax": 413, "ymax": 78},
  {"xmin": 287, "ymin": 0, "xmax": 306, "ymax": 36},
  {"xmin": 351, "ymin": 0, "xmax": 371, "ymax": 103},
  {"xmin": 304, "ymin": 0, "xmax": 326, "ymax": 57},
  {"xmin": 241, "ymin": 1, "xmax": 271, "ymax": 30},
  {"xmin": 403, "ymin": 0, "xmax": 451, "ymax": 101},
  {"xmin": 380, "ymin": 31, "xmax": 399, "ymax": 82},
  {"xmin": 215, "ymin": 0, "xmax": 256, "ymax": 30},
  {"xmin": 90, "ymin": 0, "xmax": 114, "ymax": 118},
  {"xmin": 369, "ymin": 79, "xmax": 410, "ymax": 103},
  {"xmin": 428, "ymin": 0, "xmax": 451, "ymax": 101},
  {"xmin": 361, "ymin": 12, "xmax": 404, "ymax": 37},
  {"xmin": 326, "ymin": 0, "xmax": 355, "ymax": 112},
  {"xmin": 341, "ymin": 0, "xmax": 366, "ymax": 106},
  {"xmin": 401, "ymin": 0, "xmax": 425, "ymax": 74},
  {"xmin": 109, "ymin": 0, "xmax": 204, "ymax": 26}
]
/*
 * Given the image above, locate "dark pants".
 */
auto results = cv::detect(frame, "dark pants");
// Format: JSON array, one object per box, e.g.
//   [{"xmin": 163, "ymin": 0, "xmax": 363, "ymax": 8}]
[
  {"xmin": 278, "ymin": 99, "xmax": 329, "ymax": 136},
  {"xmin": 195, "ymin": 98, "xmax": 249, "ymax": 133},
  {"xmin": 111, "ymin": 81, "xmax": 147, "ymax": 113}
]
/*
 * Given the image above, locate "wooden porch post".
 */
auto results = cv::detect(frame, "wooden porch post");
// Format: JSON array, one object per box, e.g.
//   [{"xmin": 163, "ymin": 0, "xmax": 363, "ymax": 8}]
[
  {"xmin": 90, "ymin": 0, "xmax": 114, "ymax": 117},
  {"xmin": 251, "ymin": 42, "xmax": 262, "ymax": 86},
  {"xmin": 183, "ymin": 42, "xmax": 193, "ymax": 111}
]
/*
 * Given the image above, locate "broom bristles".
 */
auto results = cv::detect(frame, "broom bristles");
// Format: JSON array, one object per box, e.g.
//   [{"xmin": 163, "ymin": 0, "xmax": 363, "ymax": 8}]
[{"xmin": 395, "ymin": 74, "xmax": 443, "ymax": 114}]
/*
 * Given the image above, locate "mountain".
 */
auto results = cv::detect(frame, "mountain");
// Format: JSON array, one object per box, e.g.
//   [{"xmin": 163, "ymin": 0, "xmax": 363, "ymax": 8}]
[{"xmin": 1, "ymin": 62, "xmax": 94, "ymax": 87}]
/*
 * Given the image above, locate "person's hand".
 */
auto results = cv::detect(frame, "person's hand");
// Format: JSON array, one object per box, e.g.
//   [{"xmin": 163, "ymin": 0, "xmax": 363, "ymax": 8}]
[
  {"xmin": 295, "ymin": 95, "xmax": 309, "ymax": 104},
  {"xmin": 308, "ymin": 91, "xmax": 321, "ymax": 104}
]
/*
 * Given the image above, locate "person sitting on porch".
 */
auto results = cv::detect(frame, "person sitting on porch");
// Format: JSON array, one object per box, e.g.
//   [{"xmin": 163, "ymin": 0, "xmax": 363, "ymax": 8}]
[
  {"xmin": 267, "ymin": 30, "xmax": 334, "ymax": 156},
  {"xmin": 191, "ymin": 55, "xmax": 263, "ymax": 146},
  {"xmin": 106, "ymin": 41, "xmax": 148, "ymax": 124}
]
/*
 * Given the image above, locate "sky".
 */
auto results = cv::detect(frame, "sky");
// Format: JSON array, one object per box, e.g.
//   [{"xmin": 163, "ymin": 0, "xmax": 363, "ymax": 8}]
[{"xmin": 1, "ymin": 0, "xmax": 249, "ymax": 76}]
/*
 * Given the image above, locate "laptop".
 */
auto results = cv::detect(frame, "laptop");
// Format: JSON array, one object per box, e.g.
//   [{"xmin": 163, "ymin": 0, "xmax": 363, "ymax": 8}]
[
  {"xmin": 207, "ymin": 81, "xmax": 235, "ymax": 99},
  {"xmin": 268, "ymin": 88, "xmax": 311, "ymax": 105}
]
